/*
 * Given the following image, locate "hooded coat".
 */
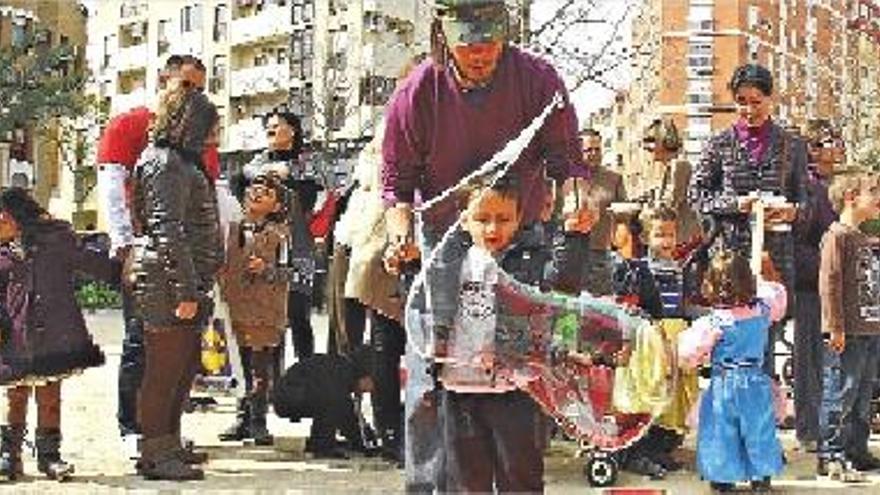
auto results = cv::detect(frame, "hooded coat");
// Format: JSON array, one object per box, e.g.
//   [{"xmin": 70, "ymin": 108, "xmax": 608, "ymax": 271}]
[
  {"xmin": 0, "ymin": 220, "xmax": 118, "ymax": 384},
  {"xmin": 130, "ymin": 90, "xmax": 223, "ymax": 327}
]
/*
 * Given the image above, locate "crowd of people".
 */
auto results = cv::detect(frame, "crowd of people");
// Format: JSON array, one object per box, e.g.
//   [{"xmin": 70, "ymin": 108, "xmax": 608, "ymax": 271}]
[{"xmin": 0, "ymin": 0, "xmax": 876, "ymax": 493}]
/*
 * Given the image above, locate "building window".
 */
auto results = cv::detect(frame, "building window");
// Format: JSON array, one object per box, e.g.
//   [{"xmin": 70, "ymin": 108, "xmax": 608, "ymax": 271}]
[
  {"xmin": 276, "ymin": 47, "xmax": 288, "ymax": 65},
  {"xmin": 214, "ymin": 4, "xmax": 228, "ymax": 42},
  {"xmin": 687, "ymin": 93, "xmax": 712, "ymax": 104},
  {"xmin": 157, "ymin": 19, "xmax": 170, "ymax": 55},
  {"xmin": 181, "ymin": 5, "xmax": 203, "ymax": 33},
  {"xmin": 303, "ymin": 0, "xmax": 314, "ymax": 23},
  {"xmin": 11, "ymin": 17, "xmax": 28, "ymax": 48},
  {"xmin": 303, "ymin": 32, "xmax": 313, "ymax": 58},
  {"xmin": 364, "ymin": 11, "xmax": 382, "ymax": 32},
  {"xmin": 211, "ymin": 55, "xmax": 226, "ymax": 93},
  {"xmin": 291, "ymin": 31, "xmax": 303, "ymax": 60},
  {"xmin": 748, "ymin": 6, "xmax": 760, "ymax": 31},
  {"xmin": 359, "ymin": 75, "xmax": 396, "ymax": 106},
  {"xmin": 688, "ymin": 56, "xmax": 712, "ymax": 67},
  {"xmin": 688, "ymin": 42, "xmax": 712, "ymax": 56},
  {"xmin": 101, "ymin": 34, "xmax": 116, "ymax": 68},
  {"xmin": 329, "ymin": 95, "xmax": 346, "ymax": 131}
]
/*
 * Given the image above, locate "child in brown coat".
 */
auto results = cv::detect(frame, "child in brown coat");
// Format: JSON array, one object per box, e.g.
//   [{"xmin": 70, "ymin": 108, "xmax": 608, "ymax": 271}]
[{"xmin": 218, "ymin": 174, "xmax": 290, "ymax": 445}]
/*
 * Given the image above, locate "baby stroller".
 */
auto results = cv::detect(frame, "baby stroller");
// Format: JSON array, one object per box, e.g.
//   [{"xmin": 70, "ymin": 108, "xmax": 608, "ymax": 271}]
[{"xmin": 520, "ymin": 297, "xmax": 677, "ymax": 487}]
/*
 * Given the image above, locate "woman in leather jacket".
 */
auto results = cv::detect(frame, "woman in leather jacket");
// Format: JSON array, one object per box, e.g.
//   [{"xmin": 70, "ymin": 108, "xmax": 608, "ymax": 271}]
[{"xmin": 130, "ymin": 82, "xmax": 223, "ymax": 480}]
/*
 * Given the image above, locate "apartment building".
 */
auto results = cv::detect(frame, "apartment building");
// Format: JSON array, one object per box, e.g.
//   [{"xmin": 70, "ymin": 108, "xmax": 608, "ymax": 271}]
[
  {"xmin": 0, "ymin": 0, "xmax": 92, "ymax": 226},
  {"xmin": 88, "ymin": 0, "xmax": 428, "ymax": 181},
  {"xmin": 600, "ymin": 0, "xmax": 879, "ymax": 199}
]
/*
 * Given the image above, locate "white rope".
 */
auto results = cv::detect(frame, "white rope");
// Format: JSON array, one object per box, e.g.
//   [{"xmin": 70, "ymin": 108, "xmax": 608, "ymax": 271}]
[{"xmin": 406, "ymin": 92, "xmax": 566, "ymax": 359}]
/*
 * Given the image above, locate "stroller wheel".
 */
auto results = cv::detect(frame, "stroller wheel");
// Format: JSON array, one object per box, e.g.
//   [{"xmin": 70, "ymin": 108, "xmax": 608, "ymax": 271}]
[{"xmin": 584, "ymin": 451, "xmax": 618, "ymax": 487}]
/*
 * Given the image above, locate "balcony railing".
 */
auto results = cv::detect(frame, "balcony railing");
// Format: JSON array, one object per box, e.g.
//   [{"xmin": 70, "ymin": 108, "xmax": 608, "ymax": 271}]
[
  {"xmin": 230, "ymin": 5, "xmax": 294, "ymax": 46},
  {"xmin": 229, "ymin": 63, "xmax": 290, "ymax": 97}
]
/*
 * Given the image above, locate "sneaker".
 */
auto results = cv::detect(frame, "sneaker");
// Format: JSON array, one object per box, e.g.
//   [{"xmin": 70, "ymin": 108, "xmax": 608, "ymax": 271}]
[{"xmin": 830, "ymin": 460, "xmax": 867, "ymax": 483}]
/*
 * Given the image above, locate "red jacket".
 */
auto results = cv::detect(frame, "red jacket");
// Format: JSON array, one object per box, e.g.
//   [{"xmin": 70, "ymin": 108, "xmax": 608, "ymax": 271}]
[{"xmin": 96, "ymin": 105, "xmax": 220, "ymax": 181}]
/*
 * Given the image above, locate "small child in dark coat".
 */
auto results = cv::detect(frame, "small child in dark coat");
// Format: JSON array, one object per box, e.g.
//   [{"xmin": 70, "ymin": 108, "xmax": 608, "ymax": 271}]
[{"xmin": 272, "ymin": 347, "xmax": 375, "ymax": 458}]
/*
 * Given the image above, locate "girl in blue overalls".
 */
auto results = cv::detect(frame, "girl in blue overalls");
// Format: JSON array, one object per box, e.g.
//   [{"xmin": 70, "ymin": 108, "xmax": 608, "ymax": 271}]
[{"xmin": 679, "ymin": 251, "xmax": 787, "ymax": 493}]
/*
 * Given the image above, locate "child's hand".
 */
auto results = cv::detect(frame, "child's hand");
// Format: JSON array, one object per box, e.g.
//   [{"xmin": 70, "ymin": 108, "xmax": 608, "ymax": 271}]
[
  {"xmin": 761, "ymin": 251, "xmax": 781, "ymax": 283},
  {"xmin": 247, "ymin": 256, "xmax": 267, "ymax": 274},
  {"xmin": 477, "ymin": 351, "xmax": 496, "ymax": 372},
  {"xmin": 828, "ymin": 331, "xmax": 845, "ymax": 354},
  {"xmin": 565, "ymin": 352, "xmax": 593, "ymax": 367},
  {"xmin": 614, "ymin": 342, "xmax": 633, "ymax": 367},
  {"xmin": 175, "ymin": 301, "xmax": 199, "ymax": 320},
  {"xmin": 383, "ymin": 242, "xmax": 420, "ymax": 275}
]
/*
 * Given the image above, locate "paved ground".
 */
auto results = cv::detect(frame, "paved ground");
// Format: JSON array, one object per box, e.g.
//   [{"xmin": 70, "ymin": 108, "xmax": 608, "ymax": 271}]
[{"xmin": 0, "ymin": 309, "xmax": 879, "ymax": 493}]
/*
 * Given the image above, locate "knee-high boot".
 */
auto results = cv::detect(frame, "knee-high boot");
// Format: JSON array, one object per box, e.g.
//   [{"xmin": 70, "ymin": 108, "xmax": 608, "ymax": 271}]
[
  {"xmin": 35, "ymin": 428, "xmax": 74, "ymax": 481},
  {"xmin": 0, "ymin": 425, "xmax": 25, "ymax": 481}
]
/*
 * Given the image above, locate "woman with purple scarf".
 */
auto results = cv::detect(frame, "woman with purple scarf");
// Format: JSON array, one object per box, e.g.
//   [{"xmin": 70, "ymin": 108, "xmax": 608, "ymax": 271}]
[{"xmin": 689, "ymin": 63, "xmax": 810, "ymax": 377}]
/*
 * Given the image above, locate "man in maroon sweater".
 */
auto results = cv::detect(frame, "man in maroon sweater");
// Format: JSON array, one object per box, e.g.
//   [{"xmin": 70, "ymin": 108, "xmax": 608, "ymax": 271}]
[
  {"xmin": 96, "ymin": 55, "xmax": 216, "ymax": 444},
  {"xmin": 381, "ymin": 0, "xmax": 586, "ymax": 490}
]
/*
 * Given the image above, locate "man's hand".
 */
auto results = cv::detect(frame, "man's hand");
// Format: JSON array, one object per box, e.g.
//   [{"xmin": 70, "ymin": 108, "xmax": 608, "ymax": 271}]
[
  {"xmin": 247, "ymin": 256, "xmax": 267, "ymax": 274},
  {"xmin": 765, "ymin": 204, "xmax": 798, "ymax": 225},
  {"xmin": 383, "ymin": 242, "xmax": 420, "ymax": 276},
  {"xmin": 828, "ymin": 331, "xmax": 846, "ymax": 354},
  {"xmin": 738, "ymin": 196, "xmax": 758, "ymax": 214},
  {"xmin": 175, "ymin": 301, "xmax": 199, "ymax": 320},
  {"xmin": 563, "ymin": 208, "xmax": 596, "ymax": 234},
  {"xmin": 386, "ymin": 204, "xmax": 413, "ymax": 246}
]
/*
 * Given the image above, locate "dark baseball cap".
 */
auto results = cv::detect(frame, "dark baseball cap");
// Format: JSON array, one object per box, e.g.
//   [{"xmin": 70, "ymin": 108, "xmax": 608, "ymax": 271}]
[{"xmin": 435, "ymin": 0, "xmax": 507, "ymax": 45}]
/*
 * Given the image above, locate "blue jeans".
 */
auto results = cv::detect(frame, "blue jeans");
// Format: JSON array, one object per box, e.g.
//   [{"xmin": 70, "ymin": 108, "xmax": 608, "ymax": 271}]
[
  {"xmin": 818, "ymin": 335, "xmax": 880, "ymax": 460},
  {"xmin": 117, "ymin": 284, "xmax": 144, "ymax": 435}
]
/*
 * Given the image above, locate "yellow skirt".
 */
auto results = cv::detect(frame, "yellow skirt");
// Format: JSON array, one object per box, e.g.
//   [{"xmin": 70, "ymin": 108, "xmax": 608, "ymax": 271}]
[{"xmin": 657, "ymin": 318, "xmax": 699, "ymax": 433}]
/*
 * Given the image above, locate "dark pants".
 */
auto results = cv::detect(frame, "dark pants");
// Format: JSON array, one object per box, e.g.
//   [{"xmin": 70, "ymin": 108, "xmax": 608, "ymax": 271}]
[
  {"xmin": 117, "ymin": 284, "xmax": 145, "ymax": 435},
  {"xmin": 7, "ymin": 381, "xmax": 61, "ymax": 429},
  {"xmin": 442, "ymin": 391, "xmax": 544, "ymax": 493},
  {"xmin": 328, "ymin": 297, "xmax": 366, "ymax": 356},
  {"xmin": 327, "ymin": 245, "xmax": 367, "ymax": 355},
  {"xmin": 794, "ymin": 291, "xmax": 823, "ymax": 443},
  {"xmin": 307, "ymin": 395, "xmax": 361, "ymax": 451},
  {"xmin": 138, "ymin": 325, "xmax": 200, "ymax": 457},
  {"xmin": 287, "ymin": 291, "xmax": 314, "ymax": 359},
  {"xmin": 244, "ymin": 347, "xmax": 274, "ymax": 400},
  {"xmin": 371, "ymin": 312, "xmax": 405, "ymax": 442},
  {"xmin": 818, "ymin": 336, "xmax": 880, "ymax": 460}
]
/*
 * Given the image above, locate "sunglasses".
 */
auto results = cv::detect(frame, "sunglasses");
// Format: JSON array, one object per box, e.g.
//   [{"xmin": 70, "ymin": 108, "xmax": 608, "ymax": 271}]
[
  {"xmin": 815, "ymin": 138, "xmax": 845, "ymax": 149},
  {"xmin": 180, "ymin": 80, "xmax": 204, "ymax": 93}
]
